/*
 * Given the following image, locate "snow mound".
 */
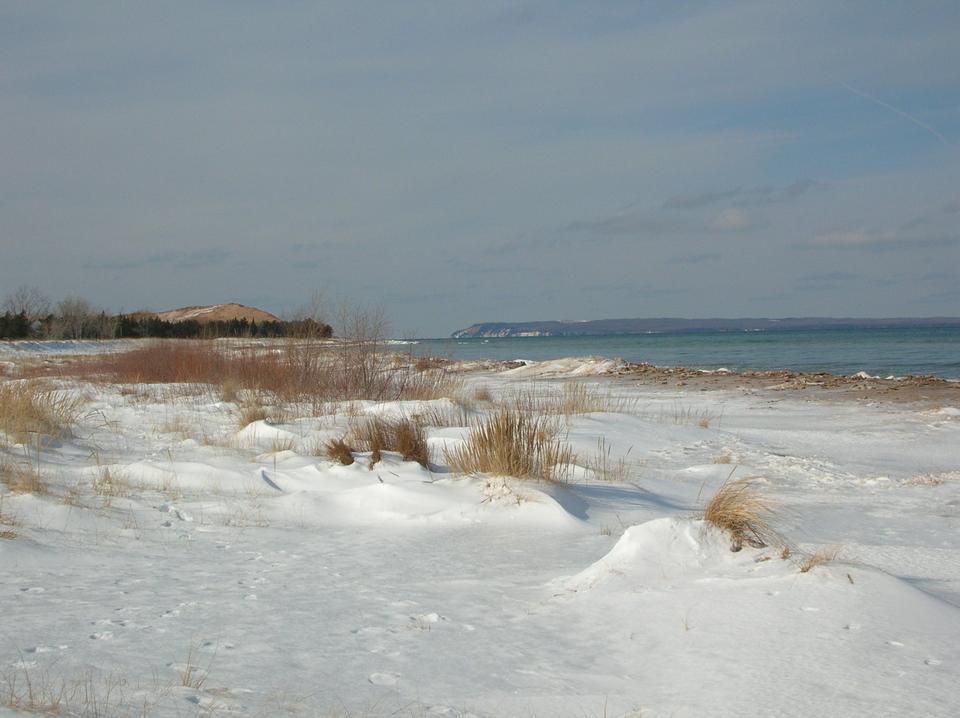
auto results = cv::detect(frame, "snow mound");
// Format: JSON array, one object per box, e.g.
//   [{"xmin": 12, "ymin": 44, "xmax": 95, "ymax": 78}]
[
  {"xmin": 562, "ymin": 518, "xmax": 757, "ymax": 590},
  {"xmin": 501, "ymin": 356, "xmax": 626, "ymax": 378},
  {"xmin": 235, "ymin": 420, "xmax": 300, "ymax": 449},
  {"xmin": 361, "ymin": 398, "xmax": 461, "ymax": 422}
]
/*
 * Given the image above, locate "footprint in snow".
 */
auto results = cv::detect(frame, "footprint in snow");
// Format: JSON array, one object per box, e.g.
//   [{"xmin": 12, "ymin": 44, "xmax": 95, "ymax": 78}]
[
  {"xmin": 89, "ymin": 631, "xmax": 113, "ymax": 640},
  {"xmin": 925, "ymin": 658, "xmax": 942, "ymax": 666},
  {"xmin": 20, "ymin": 587, "xmax": 45, "ymax": 593},
  {"xmin": 887, "ymin": 640, "xmax": 905, "ymax": 647},
  {"xmin": 368, "ymin": 672, "xmax": 399, "ymax": 686}
]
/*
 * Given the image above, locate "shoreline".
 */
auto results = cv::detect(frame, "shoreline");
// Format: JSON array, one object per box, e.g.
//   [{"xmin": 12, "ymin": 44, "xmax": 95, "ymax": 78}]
[{"xmin": 446, "ymin": 356, "xmax": 960, "ymax": 406}]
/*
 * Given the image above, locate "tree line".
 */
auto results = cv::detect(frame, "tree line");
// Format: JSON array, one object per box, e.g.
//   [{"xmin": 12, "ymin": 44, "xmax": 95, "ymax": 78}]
[{"xmin": 0, "ymin": 286, "xmax": 332, "ymax": 340}]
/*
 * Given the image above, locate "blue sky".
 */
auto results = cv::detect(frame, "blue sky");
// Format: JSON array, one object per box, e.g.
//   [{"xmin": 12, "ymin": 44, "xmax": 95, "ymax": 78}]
[{"xmin": 2, "ymin": 1, "xmax": 958, "ymax": 336}]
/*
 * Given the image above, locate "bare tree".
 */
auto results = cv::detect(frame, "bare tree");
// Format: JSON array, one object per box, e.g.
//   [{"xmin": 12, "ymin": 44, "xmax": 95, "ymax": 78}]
[
  {"xmin": 55, "ymin": 296, "xmax": 95, "ymax": 339},
  {"xmin": 334, "ymin": 303, "xmax": 391, "ymax": 399},
  {"xmin": 3, "ymin": 285, "xmax": 51, "ymax": 320}
]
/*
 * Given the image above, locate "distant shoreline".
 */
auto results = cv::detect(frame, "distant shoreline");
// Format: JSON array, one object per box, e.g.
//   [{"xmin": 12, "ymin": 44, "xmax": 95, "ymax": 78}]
[{"xmin": 451, "ymin": 317, "xmax": 960, "ymax": 338}]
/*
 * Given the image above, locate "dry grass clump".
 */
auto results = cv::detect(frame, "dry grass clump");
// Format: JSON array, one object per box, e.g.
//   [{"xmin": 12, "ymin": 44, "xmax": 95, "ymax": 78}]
[
  {"xmin": 473, "ymin": 384, "xmax": 493, "ymax": 401},
  {"xmin": 712, "ymin": 450, "xmax": 734, "ymax": 464},
  {"xmin": 507, "ymin": 382, "xmax": 637, "ymax": 417},
  {"xmin": 585, "ymin": 437, "xmax": 632, "ymax": 482},
  {"xmin": 0, "ymin": 495, "xmax": 18, "ymax": 539},
  {"xmin": 239, "ymin": 402, "xmax": 269, "ymax": 428},
  {"xmin": 92, "ymin": 465, "xmax": 128, "ymax": 498},
  {"xmin": 1, "ymin": 667, "xmax": 131, "ymax": 716},
  {"xmin": 444, "ymin": 409, "xmax": 575, "ymax": 482},
  {"xmin": 324, "ymin": 437, "xmax": 355, "ymax": 465},
  {"xmin": 0, "ymin": 380, "xmax": 86, "ymax": 442},
  {"xmin": 904, "ymin": 471, "xmax": 957, "ymax": 487},
  {"xmin": 799, "ymin": 546, "xmax": 840, "ymax": 573},
  {"xmin": 0, "ymin": 455, "xmax": 47, "ymax": 495},
  {"xmin": 658, "ymin": 404, "xmax": 723, "ymax": 427},
  {"xmin": 410, "ymin": 404, "xmax": 472, "ymax": 428},
  {"xmin": 349, "ymin": 416, "xmax": 429, "ymax": 467},
  {"xmin": 393, "ymin": 418, "xmax": 428, "ymax": 467},
  {"xmin": 703, "ymin": 477, "xmax": 778, "ymax": 551}
]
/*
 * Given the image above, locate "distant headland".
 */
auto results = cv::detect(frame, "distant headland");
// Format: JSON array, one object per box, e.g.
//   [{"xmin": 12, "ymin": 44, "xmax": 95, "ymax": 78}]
[{"xmin": 451, "ymin": 317, "xmax": 960, "ymax": 338}]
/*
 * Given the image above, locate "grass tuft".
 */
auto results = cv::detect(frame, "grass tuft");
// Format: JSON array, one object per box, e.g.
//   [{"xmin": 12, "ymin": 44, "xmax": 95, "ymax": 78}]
[
  {"xmin": 324, "ymin": 437, "xmax": 355, "ymax": 466},
  {"xmin": 349, "ymin": 416, "xmax": 429, "ymax": 468},
  {"xmin": 703, "ymin": 477, "xmax": 778, "ymax": 551},
  {"xmin": 444, "ymin": 408, "xmax": 575, "ymax": 482},
  {"xmin": 799, "ymin": 546, "xmax": 840, "ymax": 573},
  {"xmin": 0, "ymin": 380, "xmax": 86, "ymax": 442}
]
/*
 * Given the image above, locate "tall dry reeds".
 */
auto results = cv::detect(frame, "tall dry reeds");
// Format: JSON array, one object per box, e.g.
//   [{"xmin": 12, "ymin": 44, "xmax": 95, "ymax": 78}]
[{"xmin": 52, "ymin": 339, "xmax": 456, "ymax": 408}]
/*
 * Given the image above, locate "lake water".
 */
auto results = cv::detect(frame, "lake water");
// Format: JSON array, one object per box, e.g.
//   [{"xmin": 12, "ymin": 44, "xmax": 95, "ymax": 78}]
[{"xmin": 411, "ymin": 327, "xmax": 960, "ymax": 379}]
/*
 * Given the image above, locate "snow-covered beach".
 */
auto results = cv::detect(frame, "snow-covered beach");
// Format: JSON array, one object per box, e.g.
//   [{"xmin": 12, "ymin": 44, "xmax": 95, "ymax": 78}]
[{"xmin": 1, "ymin": 345, "xmax": 958, "ymax": 717}]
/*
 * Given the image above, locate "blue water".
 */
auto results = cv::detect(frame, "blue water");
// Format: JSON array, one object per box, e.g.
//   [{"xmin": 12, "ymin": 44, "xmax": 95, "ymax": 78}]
[{"xmin": 412, "ymin": 327, "xmax": 960, "ymax": 379}]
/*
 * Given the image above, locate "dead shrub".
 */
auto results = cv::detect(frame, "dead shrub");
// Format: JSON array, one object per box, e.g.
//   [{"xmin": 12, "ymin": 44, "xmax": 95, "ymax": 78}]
[
  {"xmin": 444, "ymin": 409, "xmax": 575, "ymax": 482},
  {"xmin": 703, "ymin": 477, "xmax": 778, "ymax": 551}
]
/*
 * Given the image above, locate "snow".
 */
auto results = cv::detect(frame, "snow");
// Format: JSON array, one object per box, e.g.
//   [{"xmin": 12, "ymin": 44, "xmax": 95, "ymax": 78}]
[
  {"xmin": 1, "ymin": 358, "xmax": 959, "ymax": 716},
  {"xmin": 500, "ymin": 356, "xmax": 627, "ymax": 377}
]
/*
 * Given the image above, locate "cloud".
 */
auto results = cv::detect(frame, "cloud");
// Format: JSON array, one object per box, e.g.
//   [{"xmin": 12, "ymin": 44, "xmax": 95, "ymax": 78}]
[
  {"xmin": 663, "ymin": 187, "xmax": 741, "ymax": 210},
  {"xmin": 669, "ymin": 252, "xmax": 722, "ymax": 264},
  {"xmin": 807, "ymin": 229, "xmax": 958, "ymax": 250},
  {"xmin": 662, "ymin": 179, "xmax": 821, "ymax": 212},
  {"xmin": 799, "ymin": 271, "xmax": 859, "ymax": 282},
  {"xmin": 566, "ymin": 211, "xmax": 683, "ymax": 237},
  {"xmin": 84, "ymin": 248, "xmax": 231, "ymax": 271},
  {"xmin": 710, "ymin": 208, "xmax": 752, "ymax": 232},
  {"xmin": 944, "ymin": 199, "xmax": 960, "ymax": 213}
]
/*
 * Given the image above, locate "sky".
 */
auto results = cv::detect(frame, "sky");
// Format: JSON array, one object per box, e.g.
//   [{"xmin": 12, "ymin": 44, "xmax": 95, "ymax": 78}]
[{"xmin": 2, "ymin": 1, "xmax": 959, "ymax": 337}]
